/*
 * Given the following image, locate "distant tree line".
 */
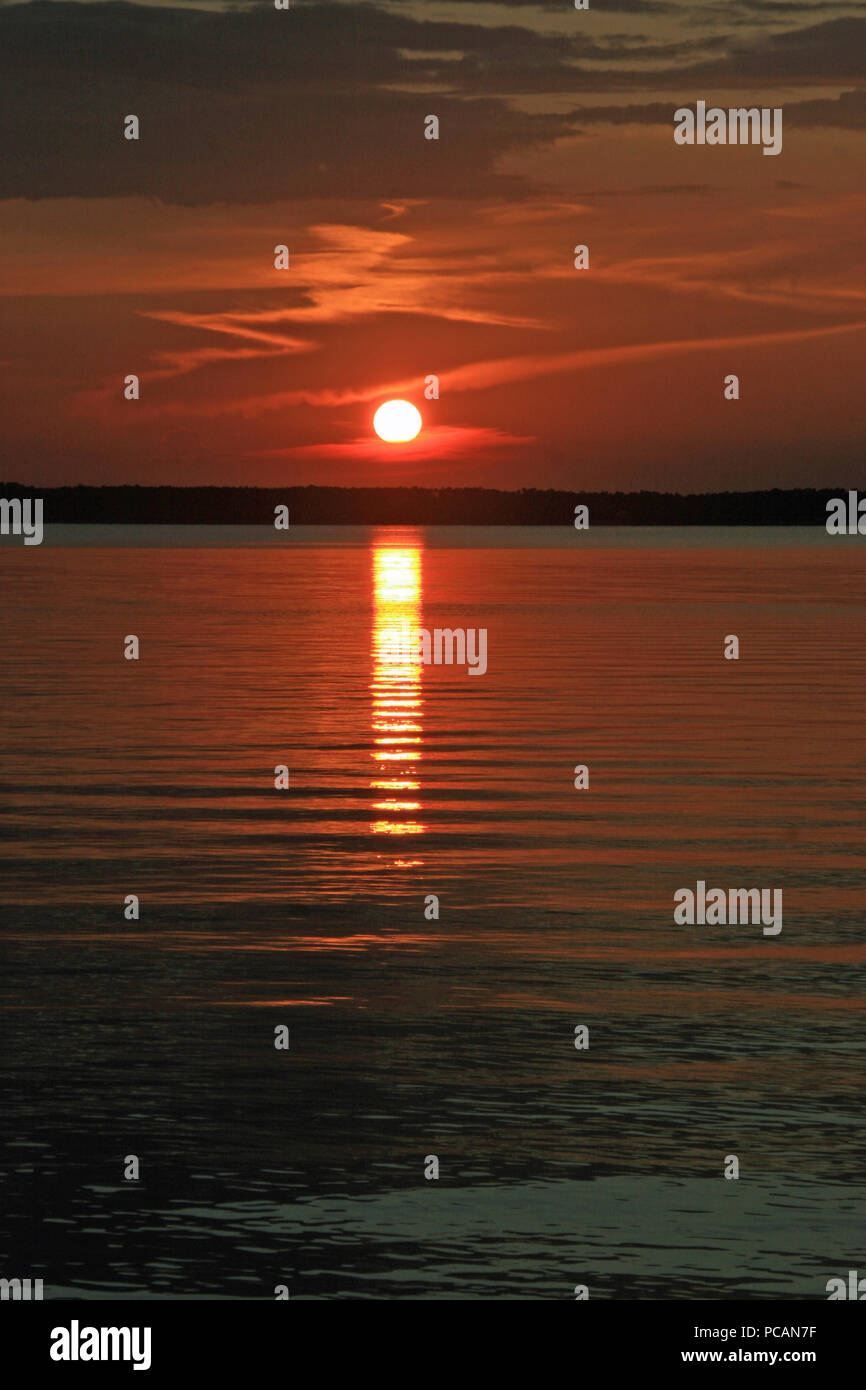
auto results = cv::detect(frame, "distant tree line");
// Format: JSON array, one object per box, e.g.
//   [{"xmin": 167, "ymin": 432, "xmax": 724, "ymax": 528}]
[{"xmin": 0, "ymin": 483, "xmax": 856, "ymax": 525}]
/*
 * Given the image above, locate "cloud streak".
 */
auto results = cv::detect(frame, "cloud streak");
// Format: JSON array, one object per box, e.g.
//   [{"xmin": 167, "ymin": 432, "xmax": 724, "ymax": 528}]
[
  {"xmin": 129, "ymin": 318, "xmax": 866, "ymax": 420},
  {"xmin": 256, "ymin": 423, "xmax": 533, "ymax": 462}
]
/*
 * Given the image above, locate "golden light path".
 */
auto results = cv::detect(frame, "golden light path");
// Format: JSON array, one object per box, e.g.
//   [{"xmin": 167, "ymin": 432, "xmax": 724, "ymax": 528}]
[{"xmin": 370, "ymin": 544, "xmax": 425, "ymax": 841}]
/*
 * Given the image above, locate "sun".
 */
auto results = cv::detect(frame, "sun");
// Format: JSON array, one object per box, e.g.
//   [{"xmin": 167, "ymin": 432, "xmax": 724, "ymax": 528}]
[{"xmin": 373, "ymin": 399, "xmax": 422, "ymax": 443}]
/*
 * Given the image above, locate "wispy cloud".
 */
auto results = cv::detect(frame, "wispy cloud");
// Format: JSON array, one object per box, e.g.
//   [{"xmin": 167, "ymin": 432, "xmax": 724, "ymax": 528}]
[
  {"xmin": 255, "ymin": 424, "xmax": 532, "ymax": 462},
  {"xmin": 135, "ymin": 317, "xmax": 866, "ymax": 420}
]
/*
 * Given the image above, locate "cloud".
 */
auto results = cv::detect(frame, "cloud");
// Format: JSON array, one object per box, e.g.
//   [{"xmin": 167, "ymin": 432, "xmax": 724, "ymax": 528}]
[
  {"xmin": 786, "ymin": 88, "xmax": 866, "ymax": 127},
  {"xmin": 131, "ymin": 220, "xmax": 547, "ymax": 387},
  {"xmin": 733, "ymin": 0, "xmax": 866, "ymax": 12},
  {"xmin": 65, "ymin": 307, "xmax": 317, "ymax": 398},
  {"xmin": 256, "ymin": 423, "xmax": 532, "ymax": 461},
  {"xmin": 0, "ymin": 1, "xmax": 579, "ymax": 202},
  {"xmin": 7, "ymin": 2, "xmax": 861, "ymax": 206},
  {"xmin": 588, "ymin": 240, "xmax": 866, "ymax": 313},
  {"xmin": 143, "ymin": 309, "xmax": 316, "ymax": 352},
  {"xmin": 568, "ymin": 89, "xmax": 866, "ymax": 131},
  {"xmin": 428, "ymin": 319, "xmax": 866, "ymax": 395},
  {"xmin": 130, "ymin": 317, "xmax": 866, "ymax": 422},
  {"xmin": 584, "ymin": 184, "xmax": 718, "ymax": 195},
  {"xmin": 371, "ymin": 0, "xmax": 678, "ymax": 9},
  {"xmin": 666, "ymin": 16, "xmax": 866, "ymax": 83}
]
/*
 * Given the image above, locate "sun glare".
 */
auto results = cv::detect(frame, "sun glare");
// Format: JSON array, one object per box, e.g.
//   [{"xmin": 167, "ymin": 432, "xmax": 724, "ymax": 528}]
[{"xmin": 373, "ymin": 399, "xmax": 422, "ymax": 443}]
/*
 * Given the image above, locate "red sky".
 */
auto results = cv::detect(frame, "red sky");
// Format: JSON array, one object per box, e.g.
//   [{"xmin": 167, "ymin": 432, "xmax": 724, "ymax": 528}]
[{"xmin": 1, "ymin": 0, "xmax": 865, "ymax": 491}]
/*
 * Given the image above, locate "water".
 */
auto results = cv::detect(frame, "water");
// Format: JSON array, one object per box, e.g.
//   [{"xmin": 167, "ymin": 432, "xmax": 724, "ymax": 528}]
[{"xmin": 1, "ymin": 527, "xmax": 865, "ymax": 1299}]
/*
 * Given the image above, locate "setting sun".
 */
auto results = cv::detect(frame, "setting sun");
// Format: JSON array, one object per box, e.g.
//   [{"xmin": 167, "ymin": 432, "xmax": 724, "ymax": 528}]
[{"xmin": 373, "ymin": 400, "xmax": 422, "ymax": 443}]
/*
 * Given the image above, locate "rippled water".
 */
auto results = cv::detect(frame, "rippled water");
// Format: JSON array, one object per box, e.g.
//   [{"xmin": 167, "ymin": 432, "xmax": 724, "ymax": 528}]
[{"xmin": 1, "ymin": 527, "xmax": 865, "ymax": 1298}]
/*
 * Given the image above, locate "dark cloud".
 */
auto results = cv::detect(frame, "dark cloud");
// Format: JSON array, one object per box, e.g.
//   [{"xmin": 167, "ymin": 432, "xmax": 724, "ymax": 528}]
[
  {"xmin": 0, "ymin": 1, "xmax": 583, "ymax": 201},
  {"xmin": 0, "ymin": 89, "xmax": 573, "ymax": 203},
  {"xmin": 584, "ymin": 183, "xmax": 718, "ymax": 194},
  {"xmin": 1, "ymin": 0, "xmax": 571, "ymax": 87},
  {"xmin": 735, "ymin": 0, "xmax": 866, "ymax": 12},
  {"xmin": 786, "ymin": 87, "xmax": 866, "ymax": 126},
  {"xmin": 386, "ymin": 15, "xmax": 866, "ymax": 92},
  {"xmin": 687, "ymin": 15, "xmax": 866, "ymax": 79},
  {"xmin": 688, "ymin": 0, "xmax": 866, "ymax": 31},
  {"xmin": 568, "ymin": 88, "xmax": 866, "ymax": 129},
  {"xmin": 1, "ymin": 2, "xmax": 862, "ymax": 205},
  {"xmin": 0, "ymin": 0, "xmax": 727, "ymax": 202},
  {"xmin": 371, "ymin": 0, "xmax": 679, "ymax": 8}
]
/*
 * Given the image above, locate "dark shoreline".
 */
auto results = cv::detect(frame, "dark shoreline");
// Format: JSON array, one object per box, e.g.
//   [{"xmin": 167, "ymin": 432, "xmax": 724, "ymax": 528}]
[{"xmin": 1, "ymin": 483, "xmax": 859, "ymax": 525}]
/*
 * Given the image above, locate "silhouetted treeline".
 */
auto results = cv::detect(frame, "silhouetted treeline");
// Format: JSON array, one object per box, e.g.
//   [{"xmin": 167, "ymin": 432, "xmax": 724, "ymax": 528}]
[{"xmin": 0, "ymin": 483, "xmax": 855, "ymax": 525}]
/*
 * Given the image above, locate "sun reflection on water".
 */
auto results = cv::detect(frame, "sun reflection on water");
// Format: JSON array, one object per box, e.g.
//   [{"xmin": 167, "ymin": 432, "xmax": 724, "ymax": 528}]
[{"xmin": 370, "ymin": 545, "xmax": 425, "ymax": 839}]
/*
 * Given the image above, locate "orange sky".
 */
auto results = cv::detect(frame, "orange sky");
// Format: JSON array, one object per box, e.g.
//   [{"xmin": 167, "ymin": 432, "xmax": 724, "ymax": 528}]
[{"xmin": 1, "ymin": 0, "xmax": 865, "ymax": 490}]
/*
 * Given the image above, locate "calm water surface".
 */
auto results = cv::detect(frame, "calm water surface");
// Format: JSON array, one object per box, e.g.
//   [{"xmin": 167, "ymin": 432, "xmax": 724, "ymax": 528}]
[{"xmin": 1, "ymin": 527, "xmax": 865, "ymax": 1299}]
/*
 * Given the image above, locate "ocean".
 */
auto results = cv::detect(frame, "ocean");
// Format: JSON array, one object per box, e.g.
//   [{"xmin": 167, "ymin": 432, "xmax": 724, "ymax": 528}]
[{"xmin": 1, "ymin": 526, "xmax": 864, "ymax": 1298}]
